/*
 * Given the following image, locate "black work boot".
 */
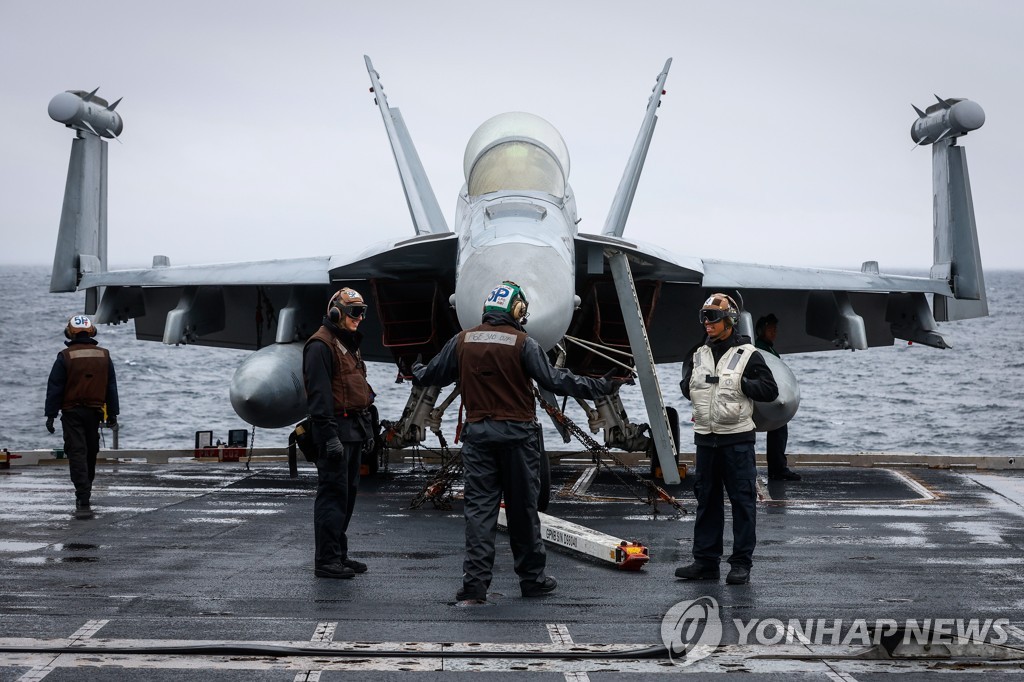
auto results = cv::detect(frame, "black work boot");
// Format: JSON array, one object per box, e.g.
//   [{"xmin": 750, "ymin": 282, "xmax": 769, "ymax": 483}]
[
  {"xmin": 674, "ymin": 562, "xmax": 720, "ymax": 580},
  {"xmin": 520, "ymin": 576, "xmax": 557, "ymax": 597},
  {"xmin": 726, "ymin": 565, "xmax": 751, "ymax": 585},
  {"xmin": 314, "ymin": 563, "xmax": 356, "ymax": 579},
  {"xmin": 455, "ymin": 583, "xmax": 488, "ymax": 604},
  {"xmin": 341, "ymin": 558, "xmax": 368, "ymax": 574},
  {"xmin": 768, "ymin": 469, "xmax": 802, "ymax": 481},
  {"xmin": 74, "ymin": 497, "xmax": 93, "ymax": 519}
]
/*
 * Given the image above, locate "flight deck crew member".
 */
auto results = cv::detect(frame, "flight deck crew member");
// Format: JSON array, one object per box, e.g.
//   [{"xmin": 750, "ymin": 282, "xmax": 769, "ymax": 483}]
[
  {"xmin": 412, "ymin": 281, "xmax": 624, "ymax": 604},
  {"xmin": 675, "ymin": 294, "xmax": 778, "ymax": 585},
  {"xmin": 755, "ymin": 314, "xmax": 800, "ymax": 481},
  {"xmin": 45, "ymin": 315, "xmax": 119, "ymax": 519},
  {"xmin": 303, "ymin": 288, "xmax": 375, "ymax": 579}
]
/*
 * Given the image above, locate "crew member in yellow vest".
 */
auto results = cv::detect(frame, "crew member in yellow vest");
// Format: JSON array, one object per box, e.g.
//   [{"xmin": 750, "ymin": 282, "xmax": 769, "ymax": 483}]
[
  {"xmin": 303, "ymin": 288, "xmax": 375, "ymax": 579},
  {"xmin": 45, "ymin": 315, "xmax": 119, "ymax": 519},
  {"xmin": 675, "ymin": 294, "xmax": 778, "ymax": 585},
  {"xmin": 412, "ymin": 281, "xmax": 625, "ymax": 604}
]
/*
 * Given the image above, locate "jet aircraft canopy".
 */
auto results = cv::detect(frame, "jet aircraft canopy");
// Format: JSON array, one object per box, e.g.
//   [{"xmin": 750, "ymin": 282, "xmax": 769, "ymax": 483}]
[{"xmin": 463, "ymin": 112, "xmax": 570, "ymax": 197}]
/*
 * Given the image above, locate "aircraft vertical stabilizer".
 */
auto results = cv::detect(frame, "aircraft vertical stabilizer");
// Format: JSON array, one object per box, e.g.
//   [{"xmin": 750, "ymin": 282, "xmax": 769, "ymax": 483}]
[
  {"xmin": 364, "ymin": 56, "xmax": 449, "ymax": 235},
  {"xmin": 48, "ymin": 89, "xmax": 125, "ymax": 312},
  {"xmin": 601, "ymin": 58, "xmax": 671, "ymax": 238},
  {"xmin": 913, "ymin": 97, "xmax": 988, "ymax": 321}
]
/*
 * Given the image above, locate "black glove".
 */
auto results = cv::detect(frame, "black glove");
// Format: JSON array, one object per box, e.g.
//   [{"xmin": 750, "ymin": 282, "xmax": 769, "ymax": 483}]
[
  {"xmin": 45, "ymin": 417, "xmax": 55, "ymax": 434},
  {"xmin": 324, "ymin": 436, "xmax": 344, "ymax": 457},
  {"xmin": 600, "ymin": 369, "xmax": 636, "ymax": 394}
]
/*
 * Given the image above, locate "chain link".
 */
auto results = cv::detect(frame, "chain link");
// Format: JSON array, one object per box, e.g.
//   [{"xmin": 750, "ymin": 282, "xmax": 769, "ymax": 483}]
[
  {"xmin": 408, "ymin": 431, "xmax": 464, "ymax": 510},
  {"xmin": 533, "ymin": 389, "xmax": 687, "ymax": 516}
]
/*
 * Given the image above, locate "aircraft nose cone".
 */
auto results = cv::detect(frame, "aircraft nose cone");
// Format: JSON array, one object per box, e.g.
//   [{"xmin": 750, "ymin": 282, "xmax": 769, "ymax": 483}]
[
  {"xmin": 457, "ymin": 242, "xmax": 575, "ymax": 351},
  {"xmin": 229, "ymin": 344, "xmax": 306, "ymax": 428}
]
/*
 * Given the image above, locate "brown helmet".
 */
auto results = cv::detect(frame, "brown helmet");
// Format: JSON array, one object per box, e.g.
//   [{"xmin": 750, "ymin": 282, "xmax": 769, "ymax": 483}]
[
  {"xmin": 699, "ymin": 293, "xmax": 739, "ymax": 327},
  {"xmin": 64, "ymin": 314, "xmax": 97, "ymax": 339},
  {"xmin": 327, "ymin": 288, "xmax": 367, "ymax": 323}
]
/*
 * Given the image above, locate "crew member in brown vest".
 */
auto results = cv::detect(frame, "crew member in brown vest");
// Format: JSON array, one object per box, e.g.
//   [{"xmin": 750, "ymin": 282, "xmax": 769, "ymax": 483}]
[
  {"xmin": 45, "ymin": 315, "xmax": 119, "ymax": 519},
  {"xmin": 413, "ymin": 281, "xmax": 624, "ymax": 604},
  {"xmin": 303, "ymin": 288, "xmax": 375, "ymax": 579}
]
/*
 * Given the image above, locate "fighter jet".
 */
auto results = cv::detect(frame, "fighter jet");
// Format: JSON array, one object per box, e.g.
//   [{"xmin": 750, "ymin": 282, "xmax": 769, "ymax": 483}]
[{"xmin": 47, "ymin": 59, "xmax": 987, "ymax": 484}]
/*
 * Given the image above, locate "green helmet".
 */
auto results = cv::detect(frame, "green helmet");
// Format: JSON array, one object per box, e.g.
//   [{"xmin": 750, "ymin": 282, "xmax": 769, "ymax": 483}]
[{"xmin": 483, "ymin": 280, "xmax": 529, "ymax": 321}]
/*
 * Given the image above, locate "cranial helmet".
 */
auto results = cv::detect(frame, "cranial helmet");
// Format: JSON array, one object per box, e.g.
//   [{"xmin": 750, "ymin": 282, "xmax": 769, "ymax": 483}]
[
  {"xmin": 65, "ymin": 314, "xmax": 97, "ymax": 339},
  {"xmin": 327, "ymin": 287, "xmax": 367, "ymax": 323},
  {"xmin": 699, "ymin": 293, "xmax": 739, "ymax": 328},
  {"xmin": 755, "ymin": 313, "xmax": 779, "ymax": 338},
  {"xmin": 483, "ymin": 280, "xmax": 529, "ymax": 321}
]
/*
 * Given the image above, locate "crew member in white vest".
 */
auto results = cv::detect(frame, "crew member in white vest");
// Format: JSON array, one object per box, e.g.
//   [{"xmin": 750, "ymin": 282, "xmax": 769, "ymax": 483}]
[{"xmin": 675, "ymin": 293, "xmax": 778, "ymax": 585}]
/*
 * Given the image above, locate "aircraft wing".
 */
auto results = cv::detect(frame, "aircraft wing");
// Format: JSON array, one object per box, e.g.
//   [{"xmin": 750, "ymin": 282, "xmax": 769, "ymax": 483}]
[
  {"xmin": 571, "ymin": 233, "xmax": 957, "ymax": 367},
  {"xmin": 83, "ymin": 233, "xmax": 459, "ymax": 361}
]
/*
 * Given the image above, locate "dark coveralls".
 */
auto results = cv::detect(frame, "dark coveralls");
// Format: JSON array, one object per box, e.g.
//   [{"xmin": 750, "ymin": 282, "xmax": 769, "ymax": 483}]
[
  {"xmin": 413, "ymin": 311, "xmax": 616, "ymax": 598},
  {"xmin": 45, "ymin": 337, "xmax": 119, "ymax": 504},
  {"xmin": 681, "ymin": 332, "xmax": 777, "ymax": 570},
  {"xmin": 303, "ymin": 319, "xmax": 375, "ymax": 568},
  {"xmin": 754, "ymin": 336, "xmax": 789, "ymax": 476}
]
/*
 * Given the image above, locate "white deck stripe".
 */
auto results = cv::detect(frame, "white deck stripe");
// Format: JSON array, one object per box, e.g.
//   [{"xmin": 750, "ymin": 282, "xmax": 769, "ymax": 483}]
[
  {"xmin": 16, "ymin": 621, "xmax": 109, "ymax": 681},
  {"xmin": 294, "ymin": 621, "xmax": 338, "ymax": 680},
  {"xmin": 825, "ymin": 672, "xmax": 859, "ymax": 682},
  {"xmin": 546, "ymin": 623, "xmax": 575, "ymax": 646},
  {"xmin": 69, "ymin": 619, "xmax": 109, "ymax": 642}
]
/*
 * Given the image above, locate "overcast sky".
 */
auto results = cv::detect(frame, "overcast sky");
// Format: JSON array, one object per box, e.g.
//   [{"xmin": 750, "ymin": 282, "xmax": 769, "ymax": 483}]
[{"xmin": 2, "ymin": 1, "xmax": 1020, "ymax": 271}]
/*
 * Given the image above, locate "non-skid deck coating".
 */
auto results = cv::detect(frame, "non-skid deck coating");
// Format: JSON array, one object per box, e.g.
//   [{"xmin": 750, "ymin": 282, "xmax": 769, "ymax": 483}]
[{"xmin": 1, "ymin": 459, "xmax": 1023, "ymax": 680}]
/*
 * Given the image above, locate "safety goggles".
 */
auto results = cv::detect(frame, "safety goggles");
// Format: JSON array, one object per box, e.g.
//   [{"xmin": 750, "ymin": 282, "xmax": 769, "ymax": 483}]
[
  {"xmin": 343, "ymin": 305, "xmax": 367, "ymax": 320},
  {"xmin": 699, "ymin": 308, "xmax": 730, "ymax": 324}
]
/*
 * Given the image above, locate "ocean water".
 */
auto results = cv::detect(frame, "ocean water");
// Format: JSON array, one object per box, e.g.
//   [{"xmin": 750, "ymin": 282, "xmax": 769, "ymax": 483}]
[{"xmin": 2, "ymin": 265, "xmax": 1021, "ymax": 456}]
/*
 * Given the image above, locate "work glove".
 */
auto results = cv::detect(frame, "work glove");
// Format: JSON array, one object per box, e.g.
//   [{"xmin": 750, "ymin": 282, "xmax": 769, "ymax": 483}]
[
  {"xmin": 600, "ymin": 369, "xmax": 636, "ymax": 394},
  {"xmin": 45, "ymin": 417, "xmax": 55, "ymax": 434},
  {"xmin": 324, "ymin": 436, "xmax": 345, "ymax": 458},
  {"xmin": 409, "ymin": 353, "xmax": 426, "ymax": 386}
]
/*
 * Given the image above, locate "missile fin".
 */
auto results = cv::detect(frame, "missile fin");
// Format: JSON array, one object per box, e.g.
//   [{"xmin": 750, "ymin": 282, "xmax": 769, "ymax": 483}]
[
  {"xmin": 934, "ymin": 127, "xmax": 952, "ymax": 143},
  {"xmin": 106, "ymin": 97, "xmax": 122, "ymax": 112},
  {"xmin": 81, "ymin": 120, "xmax": 99, "ymax": 137},
  {"xmin": 912, "ymin": 103, "xmax": 927, "ymax": 118},
  {"xmin": 83, "ymin": 87, "xmax": 100, "ymax": 102},
  {"xmin": 106, "ymin": 129, "xmax": 122, "ymax": 143},
  {"xmin": 934, "ymin": 94, "xmax": 952, "ymax": 109}
]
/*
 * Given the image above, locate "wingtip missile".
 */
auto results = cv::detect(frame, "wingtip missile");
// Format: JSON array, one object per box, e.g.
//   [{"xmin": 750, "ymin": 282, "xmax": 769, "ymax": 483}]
[
  {"xmin": 910, "ymin": 97, "xmax": 984, "ymax": 146},
  {"xmin": 48, "ymin": 89, "xmax": 124, "ymax": 139}
]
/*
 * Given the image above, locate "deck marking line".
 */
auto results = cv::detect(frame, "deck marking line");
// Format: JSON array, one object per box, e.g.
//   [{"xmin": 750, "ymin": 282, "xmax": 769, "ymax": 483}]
[
  {"xmin": 824, "ymin": 672, "xmax": 859, "ymax": 682},
  {"xmin": 70, "ymin": 619, "xmax": 109, "ymax": 643},
  {"xmin": 546, "ymin": 623, "xmax": 575, "ymax": 646},
  {"xmin": 295, "ymin": 621, "xmax": 337, "ymax": 681}
]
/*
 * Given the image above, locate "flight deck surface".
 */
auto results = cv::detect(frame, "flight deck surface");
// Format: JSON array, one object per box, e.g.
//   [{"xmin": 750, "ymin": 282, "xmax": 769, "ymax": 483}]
[{"xmin": 1, "ymin": 458, "xmax": 1023, "ymax": 679}]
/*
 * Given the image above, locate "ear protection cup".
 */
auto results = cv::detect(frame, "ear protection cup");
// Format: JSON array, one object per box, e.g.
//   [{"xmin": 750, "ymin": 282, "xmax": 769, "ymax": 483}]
[
  {"xmin": 511, "ymin": 297, "xmax": 528, "ymax": 321},
  {"xmin": 328, "ymin": 304, "xmax": 341, "ymax": 324}
]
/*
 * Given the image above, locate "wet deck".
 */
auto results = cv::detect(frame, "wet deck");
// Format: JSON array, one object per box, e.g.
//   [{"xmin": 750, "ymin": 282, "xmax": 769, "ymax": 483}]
[{"xmin": 1, "ymin": 457, "xmax": 1023, "ymax": 679}]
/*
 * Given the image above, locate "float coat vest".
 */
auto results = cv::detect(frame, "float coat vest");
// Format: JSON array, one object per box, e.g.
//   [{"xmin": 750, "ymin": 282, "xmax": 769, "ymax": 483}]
[
  {"xmin": 456, "ymin": 323, "xmax": 535, "ymax": 423},
  {"xmin": 689, "ymin": 344, "xmax": 757, "ymax": 435},
  {"xmin": 304, "ymin": 326, "xmax": 373, "ymax": 415},
  {"xmin": 60, "ymin": 345, "xmax": 110, "ymax": 411}
]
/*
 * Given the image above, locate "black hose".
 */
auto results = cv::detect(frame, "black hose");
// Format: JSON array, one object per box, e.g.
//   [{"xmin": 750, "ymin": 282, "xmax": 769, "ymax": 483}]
[{"xmin": 0, "ymin": 642, "xmax": 670, "ymax": 660}]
